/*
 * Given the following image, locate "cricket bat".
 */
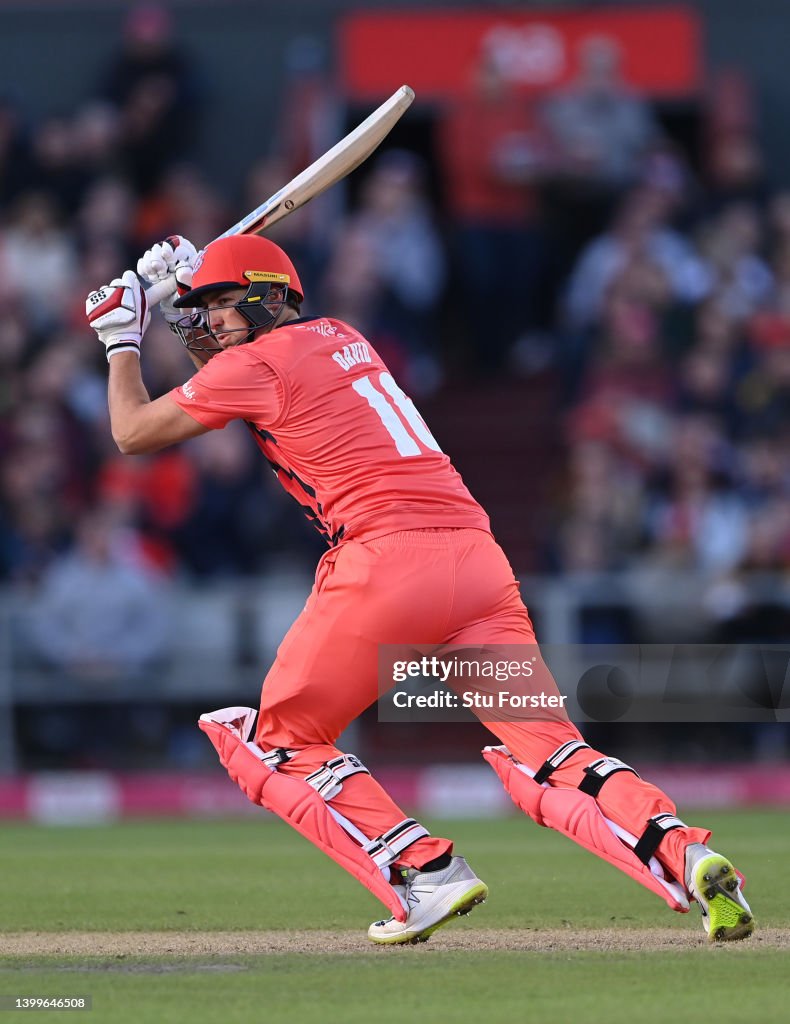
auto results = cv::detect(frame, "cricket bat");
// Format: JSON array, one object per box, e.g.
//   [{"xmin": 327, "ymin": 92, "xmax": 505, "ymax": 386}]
[{"xmin": 145, "ymin": 84, "xmax": 415, "ymax": 305}]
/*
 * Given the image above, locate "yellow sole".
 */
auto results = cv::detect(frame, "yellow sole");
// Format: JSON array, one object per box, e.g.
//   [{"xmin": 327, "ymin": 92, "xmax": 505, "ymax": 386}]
[{"xmin": 695, "ymin": 855, "xmax": 754, "ymax": 942}]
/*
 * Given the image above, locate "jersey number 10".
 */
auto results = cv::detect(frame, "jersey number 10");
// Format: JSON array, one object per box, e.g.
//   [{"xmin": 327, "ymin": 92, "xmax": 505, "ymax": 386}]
[{"xmin": 352, "ymin": 372, "xmax": 442, "ymax": 457}]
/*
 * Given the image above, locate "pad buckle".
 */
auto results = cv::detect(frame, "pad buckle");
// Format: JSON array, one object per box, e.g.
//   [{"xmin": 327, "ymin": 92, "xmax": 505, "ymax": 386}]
[
  {"xmin": 305, "ymin": 754, "xmax": 370, "ymax": 800},
  {"xmin": 533, "ymin": 739, "xmax": 591, "ymax": 785},
  {"xmin": 363, "ymin": 819, "xmax": 430, "ymax": 868},
  {"xmin": 253, "ymin": 746, "xmax": 295, "ymax": 769},
  {"xmin": 633, "ymin": 813, "xmax": 686, "ymax": 865},
  {"xmin": 578, "ymin": 757, "xmax": 639, "ymax": 797}
]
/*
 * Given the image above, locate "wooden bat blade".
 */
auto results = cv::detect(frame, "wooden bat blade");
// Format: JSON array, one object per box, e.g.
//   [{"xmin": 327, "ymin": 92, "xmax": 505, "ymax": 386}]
[{"xmin": 220, "ymin": 84, "xmax": 415, "ymax": 239}]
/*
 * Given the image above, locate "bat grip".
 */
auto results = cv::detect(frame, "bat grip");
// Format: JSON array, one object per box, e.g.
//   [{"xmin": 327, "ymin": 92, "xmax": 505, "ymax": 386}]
[{"xmin": 145, "ymin": 275, "xmax": 177, "ymax": 306}]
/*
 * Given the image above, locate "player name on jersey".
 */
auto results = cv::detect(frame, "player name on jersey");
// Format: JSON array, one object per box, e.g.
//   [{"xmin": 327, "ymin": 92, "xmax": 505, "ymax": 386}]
[{"xmin": 332, "ymin": 341, "xmax": 372, "ymax": 372}]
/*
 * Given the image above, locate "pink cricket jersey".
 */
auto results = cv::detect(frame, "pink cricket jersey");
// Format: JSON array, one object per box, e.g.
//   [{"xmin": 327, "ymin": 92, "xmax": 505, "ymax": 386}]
[{"xmin": 170, "ymin": 316, "xmax": 489, "ymax": 545}]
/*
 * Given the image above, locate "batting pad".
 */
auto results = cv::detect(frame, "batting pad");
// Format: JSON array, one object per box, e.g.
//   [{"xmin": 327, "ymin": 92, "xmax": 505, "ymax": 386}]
[
  {"xmin": 483, "ymin": 745, "xmax": 689, "ymax": 912},
  {"xmin": 199, "ymin": 708, "xmax": 407, "ymax": 921}
]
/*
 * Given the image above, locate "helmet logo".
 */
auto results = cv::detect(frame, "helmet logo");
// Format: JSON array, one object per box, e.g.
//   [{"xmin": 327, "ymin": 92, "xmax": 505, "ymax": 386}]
[{"xmin": 244, "ymin": 270, "xmax": 290, "ymax": 284}]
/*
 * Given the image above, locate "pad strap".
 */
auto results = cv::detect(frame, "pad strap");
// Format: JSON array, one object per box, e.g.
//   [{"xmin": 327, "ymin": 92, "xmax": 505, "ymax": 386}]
[
  {"xmin": 251, "ymin": 746, "xmax": 295, "ymax": 768},
  {"xmin": 364, "ymin": 818, "xmax": 430, "ymax": 868},
  {"xmin": 305, "ymin": 754, "xmax": 371, "ymax": 800},
  {"xmin": 578, "ymin": 757, "xmax": 639, "ymax": 798},
  {"xmin": 533, "ymin": 740, "xmax": 590, "ymax": 785},
  {"xmin": 633, "ymin": 813, "xmax": 687, "ymax": 865}
]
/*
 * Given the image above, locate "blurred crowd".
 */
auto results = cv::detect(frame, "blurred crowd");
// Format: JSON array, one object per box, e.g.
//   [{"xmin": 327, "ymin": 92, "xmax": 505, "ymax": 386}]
[{"xmin": 1, "ymin": 6, "xmax": 789, "ymax": 698}]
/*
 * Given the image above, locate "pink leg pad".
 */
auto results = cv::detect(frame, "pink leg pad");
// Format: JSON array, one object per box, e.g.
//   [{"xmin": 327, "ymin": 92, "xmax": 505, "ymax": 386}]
[
  {"xmin": 483, "ymin": 746, "xmax": 689, "ymax": 912},
  {"xmin": 200, "ymin": 718, "xmax": 406, "ymax": 921}
]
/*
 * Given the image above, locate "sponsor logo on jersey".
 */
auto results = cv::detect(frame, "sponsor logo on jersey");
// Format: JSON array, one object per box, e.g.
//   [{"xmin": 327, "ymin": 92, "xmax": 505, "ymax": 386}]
[
  {"xmin": 296, "ymin": 320, "xmax": 344, "ymax": 339},
  {"xmin": 182, "ymin": 379, "xmax": 197, "ymax": 400},
  {"xmin": 332, "ymin": 341, "xmax": 372, "ymax": 371}
]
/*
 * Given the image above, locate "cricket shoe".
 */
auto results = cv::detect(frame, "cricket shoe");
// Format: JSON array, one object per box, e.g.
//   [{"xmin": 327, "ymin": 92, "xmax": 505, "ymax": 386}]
[
  {"xmin": 367, "ymin": 856, "xmax": 488, "ymax": 945},
  {"xmin": 685, "ymin": 845, "xmax": 754, "ymax": 942}
]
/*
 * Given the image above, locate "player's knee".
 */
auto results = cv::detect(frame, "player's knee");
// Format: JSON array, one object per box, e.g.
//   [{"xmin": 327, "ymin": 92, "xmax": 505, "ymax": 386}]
[{"xmin": 255, "ymin": 712, "xmax": 339, "ymax": 753}]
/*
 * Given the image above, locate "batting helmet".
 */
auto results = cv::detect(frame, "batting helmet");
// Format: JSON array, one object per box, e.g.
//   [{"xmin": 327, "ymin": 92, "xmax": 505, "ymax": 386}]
[
  {"xmin": 174, "ymin": 234, "xmax": 304, "ymax": 309},
  {"xmin": 172, "ymin": 235, "xmax": 304, "ymax": 350}
]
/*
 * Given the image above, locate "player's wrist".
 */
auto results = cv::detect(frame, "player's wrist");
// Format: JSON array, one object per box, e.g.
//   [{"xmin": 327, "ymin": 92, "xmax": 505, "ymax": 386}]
[{"xmin": 105, "ymin": 341, "xmax": 141, "ymax": 362}]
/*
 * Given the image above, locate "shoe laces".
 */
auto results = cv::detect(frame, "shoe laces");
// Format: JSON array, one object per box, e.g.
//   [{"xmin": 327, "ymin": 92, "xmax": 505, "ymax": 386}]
[
  {"xmin": 398, "ymin": 868, "xmax": 428, "ymax": 910},
  {"xmin": 406, "ymin": 885, "xmax": 422, "ymax": 910}
]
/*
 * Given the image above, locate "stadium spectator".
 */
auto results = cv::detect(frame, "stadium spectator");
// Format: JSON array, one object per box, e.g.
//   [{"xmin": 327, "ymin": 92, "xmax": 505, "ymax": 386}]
[
  {"xmin": 0, "ymin": 190, "xmax": 78, "ymax": 332},
  {"xmin": 555, "ymin": 439, "xmax": 645, "ymax": 573},
  {"xmin": 341, "ymin": 150, "xmax": 446, "ymax": 393},
  {"xmin": 562, "ymin": 183, "xmax": 711, "ymax": 333},
  {"xmin": 538, "ymin": 35, "xmax": 662, "ymax": 266},
  {"xmin": 696, "ymin": 201, "xmax": 773, "ymax": 320},
  {"xmin": 644, "ymin": 415, "xmax": 748, "ymax": 574},
  {"xmin": 98, "ymin": 3, "xmax": 201, "ymax": 193},
  {"xmin": 700, "ymin": 69, "xmax": 768, "ymax": 215},
  {"xmin": 437, "ymin": 45, "xmax": 549, "ymax": 372},
  {"xmin": 23, "ymin": 508, "xmax": 172, "ymax": 680},
  {"xmin": 542, "ymin": 36, "xmax": 660, "ymax": 189}
]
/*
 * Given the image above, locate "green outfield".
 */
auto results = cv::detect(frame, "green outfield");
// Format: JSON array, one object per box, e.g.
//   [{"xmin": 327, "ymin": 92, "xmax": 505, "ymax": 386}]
[{"xmin": 2, "ymin": 810, "xmax": 788, "ymax": 1023}]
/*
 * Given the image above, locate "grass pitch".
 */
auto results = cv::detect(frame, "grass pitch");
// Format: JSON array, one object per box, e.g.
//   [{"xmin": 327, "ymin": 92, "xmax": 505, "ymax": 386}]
[{"xmin": 2, "ymin": 810, "xmax": 788, "ymax": 1023}]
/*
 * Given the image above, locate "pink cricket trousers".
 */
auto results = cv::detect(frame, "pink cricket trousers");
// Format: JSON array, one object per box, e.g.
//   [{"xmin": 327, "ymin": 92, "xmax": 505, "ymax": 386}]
[{"xmin": 255, "ymin": 528, "xmax": 708, "ymax": 882}]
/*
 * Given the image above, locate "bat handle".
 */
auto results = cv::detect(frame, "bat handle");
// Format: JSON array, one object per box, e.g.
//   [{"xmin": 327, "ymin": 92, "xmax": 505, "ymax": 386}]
[{"xmin": 145, "ymin": 275, "xmax": 177, "ymax": 306}]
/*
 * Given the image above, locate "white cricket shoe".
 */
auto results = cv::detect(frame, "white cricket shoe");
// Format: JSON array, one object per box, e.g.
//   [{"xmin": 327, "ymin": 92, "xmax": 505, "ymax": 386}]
[
  {"xmin": 367, "ymin": 856, "xmax": 488, "ymax": 945},
  {"xmin": 685, "ymin": 845, "xmax": 754, "ymax": 942}
]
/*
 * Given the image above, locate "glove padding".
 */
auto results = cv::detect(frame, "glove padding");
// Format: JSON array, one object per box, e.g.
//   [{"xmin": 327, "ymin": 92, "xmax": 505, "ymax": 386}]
[
  {"xmin": 137, "ymin": 235, "xmax": 198, "ymax": 323},
  {"xmin": 86, "ymin": 269, "xmax": 151, "ymax": 361}
]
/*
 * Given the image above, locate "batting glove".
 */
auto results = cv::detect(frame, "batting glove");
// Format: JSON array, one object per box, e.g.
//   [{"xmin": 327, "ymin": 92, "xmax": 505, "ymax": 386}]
[
  {"xmin": 137, "ymin": 235, "xmax": 198, "ymax": 323},
  {"xmin": 86, "ymin": 269, "xmax": 151, "ymax": 361}
]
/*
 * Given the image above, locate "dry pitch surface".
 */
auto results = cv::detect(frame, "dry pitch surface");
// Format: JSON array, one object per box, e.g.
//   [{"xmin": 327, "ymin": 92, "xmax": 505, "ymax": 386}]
[{"xmin": 4, "ymin": 927, "xmax": 789, "ymax": 956}]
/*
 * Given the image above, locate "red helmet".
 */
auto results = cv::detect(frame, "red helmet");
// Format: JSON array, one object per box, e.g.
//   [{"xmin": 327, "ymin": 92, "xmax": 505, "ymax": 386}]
[
  {"xmin": 173, "ymin": 234, "xmax": 304, "ymax": 308},
  {"xmin": 172, "ymin": 235, "xmax": 304, "ymax": 354}
]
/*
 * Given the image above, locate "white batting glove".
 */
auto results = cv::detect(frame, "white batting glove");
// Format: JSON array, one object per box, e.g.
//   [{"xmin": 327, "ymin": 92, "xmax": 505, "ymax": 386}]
[
  {"xmin": 86, "ymin": 270, "xmax": 151, "ymax": 361},
  {"xmin": 174, "ymin": 263, "xmax": 194, "ymax": 297},
  {"xmin": 137, "ymin": 235, "xmax": 198, "ymax": 323}
]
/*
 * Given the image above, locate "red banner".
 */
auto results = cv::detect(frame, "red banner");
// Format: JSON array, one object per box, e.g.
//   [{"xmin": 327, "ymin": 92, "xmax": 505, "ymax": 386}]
[{"xmin": 340, "ymin": 6, "xmax": 701, "ymax": 100}]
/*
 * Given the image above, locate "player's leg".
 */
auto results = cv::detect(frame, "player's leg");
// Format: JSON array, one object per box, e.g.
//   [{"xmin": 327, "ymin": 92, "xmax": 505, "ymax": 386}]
[
  {"xmin": 253, "ymin": 542, "xmax": 449, "ymax": 869},
  {"xmin": 256, "ymin": 537, "xmax": 488, "ymax": 943},
  {"xmin": 486, "ymin": 711, "xmax": 752, "ymax": 936},
  {"xmin": 447, "ymin": 530, "xmax": 753, "ymax": 938},
  {"xmin": 202, "ymin": 536, "xmax": 487, "ymax": 939},
  {"xmin": 444, "ymin": 529, "xmax": 705, "ymax": 879}
]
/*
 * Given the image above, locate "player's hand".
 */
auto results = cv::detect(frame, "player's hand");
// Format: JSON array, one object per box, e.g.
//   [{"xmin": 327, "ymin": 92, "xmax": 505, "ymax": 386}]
[
  {"xmin": 137, "ymin": 235, "xmax": 198, "ymax": 324},
  {"xmin": 86, "ymin": 270, "xmax": 151, "ymax": 361}
]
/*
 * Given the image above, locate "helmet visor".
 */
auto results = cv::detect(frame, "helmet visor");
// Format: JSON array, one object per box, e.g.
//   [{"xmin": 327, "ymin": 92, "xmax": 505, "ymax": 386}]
[{"xmin": 173, "ymin": 284, "xmax": 289, "ymax": 355}]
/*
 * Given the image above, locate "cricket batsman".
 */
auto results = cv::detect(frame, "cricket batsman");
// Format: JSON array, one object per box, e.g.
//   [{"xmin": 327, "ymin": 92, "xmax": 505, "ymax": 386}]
[{"xmin": 86, "ymin": 233, "xmax": 754, "ymax": 944}]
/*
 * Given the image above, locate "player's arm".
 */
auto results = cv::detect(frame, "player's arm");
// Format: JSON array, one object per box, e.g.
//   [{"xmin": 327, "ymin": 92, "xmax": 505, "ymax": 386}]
[
  {"xmin": 107, "ymin": 352, "xmax": 208, "ymax": 454},
  {"xmin": 86, "ymin": 269, "xmax": 209, "ymax": 455}
]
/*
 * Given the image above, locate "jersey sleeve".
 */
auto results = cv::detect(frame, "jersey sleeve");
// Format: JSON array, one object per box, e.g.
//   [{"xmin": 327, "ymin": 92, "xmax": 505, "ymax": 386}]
[{"xmin": 168, "ymin": 348, "xmax": 288, "ymax": 429}]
